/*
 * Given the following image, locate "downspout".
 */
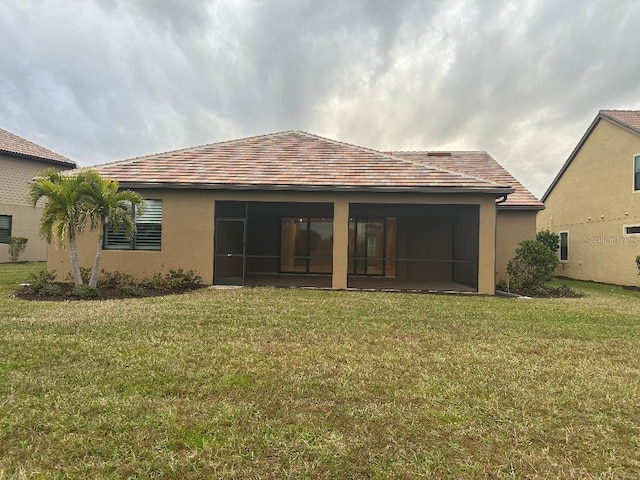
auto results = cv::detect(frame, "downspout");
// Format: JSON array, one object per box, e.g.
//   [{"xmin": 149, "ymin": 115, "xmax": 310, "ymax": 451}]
[
  {"xmin": 495, "ymin": 190, "xmax": 510, "ymax": 291},
  {"xmin": 495, "ymin": 201, "xmax": 500, "ymax": 291}
]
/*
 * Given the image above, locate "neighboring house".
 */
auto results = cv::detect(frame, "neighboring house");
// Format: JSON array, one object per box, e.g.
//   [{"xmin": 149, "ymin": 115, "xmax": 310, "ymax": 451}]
[
  {"xmin": 47, "ymin": 131, "xmax": 540, "ymax": 294},
  {"xmin": 538, "ymin": 110, "xmax": 640, "ymax": 286},
  {"xmin": 0, "ymin": 128, "xmax": 76, "ymax": 262}
]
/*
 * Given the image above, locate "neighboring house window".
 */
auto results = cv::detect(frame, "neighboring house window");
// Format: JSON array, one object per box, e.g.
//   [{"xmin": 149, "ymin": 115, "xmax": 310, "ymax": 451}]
[
  {"xmin": 104, "ymin": 200, "xmax": 162, "ymax": 250},
  {"xmin": 559, "ymin": 231, "xmax": 568, "ymax": 262},
  {"xmin": 0, "ymin": 215, "xmax": 11, "ymax": 244},
  {"xmin": 635, "ymin": 155, "xmax": 640, "ymax": 191},
  {"xmin": 624, "ymin": 225, "xmax": 640, "ymax": 235}
]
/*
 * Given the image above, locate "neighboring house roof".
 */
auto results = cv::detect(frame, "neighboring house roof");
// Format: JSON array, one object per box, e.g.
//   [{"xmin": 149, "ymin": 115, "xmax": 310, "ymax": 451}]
[
  {"xmin": 388, "ymin": 151, "xmax": 543, "ymax": 210},
  {"xmin": 0, "ymin": 127, "xmax": 76, "ymax": 167},
  {"xmin": 91, "ymin": 130, "xmax": 513, "ymax": 194},
  {"xmin": 600, "ymin": 110, "xmax": 640, "ymax": 134},
  {"xmin": 542, "ymin": 110, "xmax": 640, "ymax": 201}
]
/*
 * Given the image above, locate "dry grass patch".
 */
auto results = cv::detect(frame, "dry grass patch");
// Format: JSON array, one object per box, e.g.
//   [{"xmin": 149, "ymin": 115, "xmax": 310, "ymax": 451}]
[{"xmin": 1, "ymin": 264, "xmax": 639, "ymax": 478}]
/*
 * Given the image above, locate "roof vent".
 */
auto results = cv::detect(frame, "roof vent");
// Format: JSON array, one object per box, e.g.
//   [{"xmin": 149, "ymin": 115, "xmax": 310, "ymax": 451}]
[{"xmin": 427, "ymin": 152, "xmax": 452, "ymax": 156}]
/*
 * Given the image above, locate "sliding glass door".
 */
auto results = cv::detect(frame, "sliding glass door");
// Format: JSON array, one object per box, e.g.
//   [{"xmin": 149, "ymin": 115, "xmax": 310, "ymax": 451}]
[
  {"xmin": 348, "ymin": 218, "xmax": 396, "ymax": 276},
  {"xmin": 280, "ymin": 217, "xmax": 333, "ymax": 273}
]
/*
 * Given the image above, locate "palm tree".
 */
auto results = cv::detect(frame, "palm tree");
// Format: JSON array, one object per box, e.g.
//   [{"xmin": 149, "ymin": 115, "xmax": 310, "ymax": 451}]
[
  {"xmin": 82, "ymin": 171, "xmax": 144, "ymax": 288},
  {"xmin": 28, "ymin": 169, "xmax": 92, "ymax": 285}
]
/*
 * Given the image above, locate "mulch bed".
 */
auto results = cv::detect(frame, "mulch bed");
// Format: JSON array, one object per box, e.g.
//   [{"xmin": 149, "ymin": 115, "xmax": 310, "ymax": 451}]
[
  {"xmin": 622, "ymin": 285, "xmax": 640, "ymax": 292},
  {"xmin": 13, "ymin": 283, "xmax": 208, "ymax": 301}
]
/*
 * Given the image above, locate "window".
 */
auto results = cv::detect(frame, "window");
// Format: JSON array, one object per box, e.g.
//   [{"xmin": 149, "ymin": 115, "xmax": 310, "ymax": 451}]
[
  {"xmin": 280, "ymin": 217, "xmax": 333, "ymax": 273},
  {"xmin": 559, "ymin": 231, "xmax": 568, "ymax": 261},
  {"xmin": 625, "ymin": 225, "xmax": 640, "ymax": 236},
  {"xmin": 635, "ymin": 155, "xmax": 640, "ymax": 191},
  {"xmin": 104, "ymin": 200, "xmax": 162, "ymax": 250},
  {"xmin": 0, "ymin": 215, "xmax": 11, "ymax": 244},
  {"xmin": 348, "ymin": 218, "xmax": 397, "ymax": 276}
]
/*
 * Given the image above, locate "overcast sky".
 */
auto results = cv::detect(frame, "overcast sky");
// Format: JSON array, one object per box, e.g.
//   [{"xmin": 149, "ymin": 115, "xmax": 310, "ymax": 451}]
[{"xmin": 2, "ymin": 0, "xmax": 640, "ymax": 197}]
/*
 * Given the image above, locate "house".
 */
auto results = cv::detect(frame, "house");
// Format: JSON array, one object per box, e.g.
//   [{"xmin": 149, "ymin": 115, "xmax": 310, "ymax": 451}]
[
  {"xmin": 1, "ymin": 128, "xmax": 76, "ymax": 262},
  {"xmin": 46, "ymin": 131, "xmax": 541, "ymax": 294},
  {"xmin": 538, "ymin": 110, "xmax": 640, "ymax": 286}
]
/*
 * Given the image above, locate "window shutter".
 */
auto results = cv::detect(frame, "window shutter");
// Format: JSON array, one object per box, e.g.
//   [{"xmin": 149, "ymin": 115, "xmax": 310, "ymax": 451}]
[
  {"xmin": 134, "ymin": 200, "xmax": 162, "ymax": 250},
  {"xmin": 0, "ymin": 215, "xmax": 12, "ymax": 244}
]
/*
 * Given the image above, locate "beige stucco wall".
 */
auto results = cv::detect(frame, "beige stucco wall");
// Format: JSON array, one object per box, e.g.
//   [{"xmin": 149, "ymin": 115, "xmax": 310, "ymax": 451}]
[
  {"xmin": 496, "ymin": 210, "xmax": 538, "ymax": 282},
  {"xmin": 537, "ymin": 118, "xmax": 640, "ymax": 286},
  {"xmin": 47, "ymin": 189, "xmax": 499, "ymax": 294},
  {"xmin": 0, "ymin": 154, "xmax": 72, "ymax": 262}
]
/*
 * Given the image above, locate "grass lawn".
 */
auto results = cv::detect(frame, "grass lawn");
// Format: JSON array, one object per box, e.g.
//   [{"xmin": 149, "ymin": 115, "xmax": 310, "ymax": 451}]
[{"xmin": 1, "ymin": 263, "xmax": 639, "ymax": 478}]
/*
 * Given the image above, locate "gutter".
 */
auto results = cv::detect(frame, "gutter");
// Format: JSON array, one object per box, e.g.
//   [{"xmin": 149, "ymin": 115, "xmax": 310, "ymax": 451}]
[
  {"xmin": 116, "ymin": 181, "xmax": 515, "ymax": 196},
  {"xmin": 496, "ymin": 204, "xmax": 545, "ymax": 211}
]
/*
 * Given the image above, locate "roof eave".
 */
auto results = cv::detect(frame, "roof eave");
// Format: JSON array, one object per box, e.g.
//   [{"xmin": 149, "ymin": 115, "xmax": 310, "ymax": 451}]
[
  {"xmin": 497, "ymin": 204, "xmax": 545, "ymax": 211},
  {"xmin": 117, "ymin": 181, "xmax": 514, "ymax": 195},
  {"xmin": 0, "ymin": 148, "xmax": 76, "ymax": 168}
]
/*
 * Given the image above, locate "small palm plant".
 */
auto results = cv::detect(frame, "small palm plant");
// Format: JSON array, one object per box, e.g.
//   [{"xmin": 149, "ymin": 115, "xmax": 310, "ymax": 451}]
[
  {"xmin": 29, "ymin": 168, "xmax": 143, "ymax": 287},
  {"xmin": 29, "ymin": 169, "xmax": 93, "ymax": 285},
  {"xmin": 82, "ymin": 171, "xmax": 143, "ymax": 288}
]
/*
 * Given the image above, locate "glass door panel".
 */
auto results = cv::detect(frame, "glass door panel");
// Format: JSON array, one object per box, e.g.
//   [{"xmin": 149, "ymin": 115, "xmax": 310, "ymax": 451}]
[
  {"xmin": 281, "ymin": 218, "xmax": 308, "ymax": 272},
  {"xmin": 281, "ymin": 217, "xmax": 333, "ymax": 273},
  {"xmin": 309, "ymin": 218, "xmax": 333, "ymax": 273},
  {"xmin": 365, "ymin": 220, "xmax": 384, "ymax": 275},
  {"xmin": 348, "ymin": 218, "xmax": 395, "ymax": 277}
]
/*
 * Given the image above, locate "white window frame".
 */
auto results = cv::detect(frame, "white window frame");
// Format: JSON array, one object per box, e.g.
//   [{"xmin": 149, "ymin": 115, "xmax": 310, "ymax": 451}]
[
  {"xmin": 623, "ymin": 224, "xmax": 640, "ymax": 237},
  {"xmin": 634, "ymin": 154, "xmax": 640, "ymax": 193}
]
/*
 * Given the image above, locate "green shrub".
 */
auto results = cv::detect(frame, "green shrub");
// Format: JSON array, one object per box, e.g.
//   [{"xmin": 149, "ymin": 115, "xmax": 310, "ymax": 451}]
[
  {"xmin": 39, "ymin": 283, "xmax": 63, "ymax": 297},
  {"xmin": 27, "ymin": 269, "xmax": 61, "ymax": 296},
  {"xmin": 71, "ymin": 284, "xmax": 100, "ymax": 299},
  {"xmin": 98, "ymin": 270, "xmax": 137, "ymax": 289},
  {"xmin": 65, "ymin": 267, "xmax": 92, "ymax": 285},
  {"xmin": 536, "ymin": 230, "xmax": 560, "ymax": 252},
  {"xmin": 8, "ymin": 237, "xmax": 28, "ymax": 263},
  {"xmin": 507, "ymin": 240, "xmax": 559, "ymax": 294},
  {"xmin": 117, "ymin": 283, "xmax": 144, "ymax": 297},
  {"xmin": 144, "ymin": 268, "xmax": 202, "ymax": 290},
  {"xmin": 165, "ymin": 268, "xmax": 202, "ymax": 288}
]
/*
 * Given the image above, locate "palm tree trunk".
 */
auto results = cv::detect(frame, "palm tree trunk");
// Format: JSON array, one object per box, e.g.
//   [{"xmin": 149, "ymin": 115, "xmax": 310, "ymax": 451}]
[
  {"xmin": 89, "ymin": 225, "xmax": 103, "ymax": 288},
  {"xmin": 68, "ymin": 229, "xmax": 83, "ymax": 285}
]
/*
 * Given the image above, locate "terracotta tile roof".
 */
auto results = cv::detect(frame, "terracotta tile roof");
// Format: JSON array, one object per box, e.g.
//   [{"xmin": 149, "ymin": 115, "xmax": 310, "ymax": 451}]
[
  {"xmin": 92, "ymin": 131, "xmax": 512, "ymax": 194},
  {"xmin": 599, "ymin": 110, "xmax": 640, "ymax": 133},
  {"xmin": 388, "ymin": 151, "xmax": 543, "ymax": 210},
  {"xmin": 0, "ymin": 127, "xmax": 75, "ymax": 166}
]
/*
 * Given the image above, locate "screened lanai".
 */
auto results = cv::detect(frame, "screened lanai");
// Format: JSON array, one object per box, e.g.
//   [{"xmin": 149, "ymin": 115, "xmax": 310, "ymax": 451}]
[{"xmin": 214, "ymin": 200, "xmax": 479, "ymax": 292}]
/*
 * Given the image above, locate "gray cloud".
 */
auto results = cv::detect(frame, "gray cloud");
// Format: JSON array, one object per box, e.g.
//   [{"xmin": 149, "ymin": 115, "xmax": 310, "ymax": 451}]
[{"xmin": 1, "ymin": 0, "xmax": 640, "ymax": 196}]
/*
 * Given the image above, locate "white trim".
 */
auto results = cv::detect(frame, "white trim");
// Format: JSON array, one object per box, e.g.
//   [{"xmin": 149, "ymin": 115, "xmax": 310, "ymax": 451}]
[{"xmin": 623, "ymin": 224, "xmax": 640, "ymax": 237}]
